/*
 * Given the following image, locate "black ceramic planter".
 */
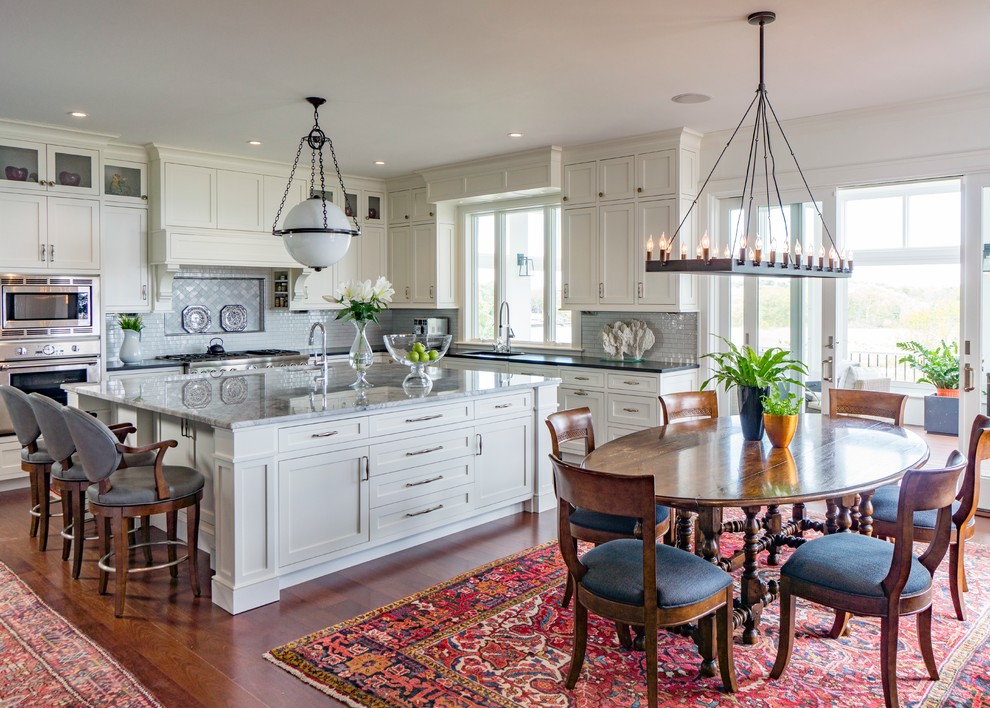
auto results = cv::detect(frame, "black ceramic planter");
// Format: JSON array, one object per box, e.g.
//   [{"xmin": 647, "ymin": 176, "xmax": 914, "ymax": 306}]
[
  {"xmin": 924, "ymin": 394, "xmax": 959, "ymax": 436},
  {"xmin": 738, "ymin": 385, "xmax": 769, "ymax": 441}
]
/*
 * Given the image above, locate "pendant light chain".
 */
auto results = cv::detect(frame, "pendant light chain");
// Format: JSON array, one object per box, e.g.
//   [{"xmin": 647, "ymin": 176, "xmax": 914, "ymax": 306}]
[{"xmin": 272, "ymin": 137, "xmax": 306, "ymax": 235}]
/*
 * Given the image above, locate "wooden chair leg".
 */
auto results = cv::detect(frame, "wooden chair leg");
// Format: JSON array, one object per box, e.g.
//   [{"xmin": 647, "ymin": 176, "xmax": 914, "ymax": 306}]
[
  {"xmin": 949, "ymin": 539, "xmax": 967, "ymax": 621},
  {"xmin": 717, "ymin": 588, "xmax": 738, "ymax": 692},
  {"xmin": 560, "ymin": 572, "xmax": 574, "ymax": 608},
  {"xmin": 59, "ymin": 486, "xmax": 72, "ymax": 561},
  {"xmin": 879, "ymin": 612, "xmax": 901, "ymax": 708},
  {"xmin": 696, "ymin": 612, "xmax": 717, "ymax": 678},
  {"xmin": 613, "ymin": 621, "xmax": 633, "ymax": 650},
  {"xmin": 98, "ymin": 515, "xmax": 111, "ymax": 595},
  {"xmin": 565, "ymin": 601, "xmax": 588, "ymax": 690},
  {"xmin": 28, "ymin": 467, "xmax": 41, "ymax": 538},
  {"xmin": 166, "ymin": 511, "xmax": 178, "ymax": 578},
  {"xmin": 141, "ymin": 515, "xmax": 153, "ymax": 566},
  {"xmin": 644, "ymin": 614, "xmax": 659, "ymax": 708},
  {"xmin": 917, "ymin": 606, "xmax": 939, "ymax": 680},
  {"xmin": 112, "ymin": 511, "xmax": 129, "ymax": 617},
  {"xmin": 71, "ymin": 487, "xmax": 87, "ymax": 579},
  {"xmin": 37, "ymin": 470, "xmax": 51, "ymax": 551},
  {"xmin": 828, "ymin": 609, "xmax": 851, "ymax": 639},
  {"xmin": 187, "ymin": 502, "xmax": 201, "ymax": 597},
  {"xmin": 770, "ymin": 580, "xmax": 795, "ymax": 679}
]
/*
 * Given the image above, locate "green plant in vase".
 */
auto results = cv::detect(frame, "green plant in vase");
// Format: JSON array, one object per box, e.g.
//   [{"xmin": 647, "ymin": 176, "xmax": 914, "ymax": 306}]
[
  {"xmin": 701, "ymin": 335, "xmax": 807, "ymax": 441},
  {"xmin": 116, "ymin": 313, "xmax": 144, "ymax": 364},
  {"xmin": 896, "ymin": 339, "xmax": 959, "ymax": 396},
  {"xmin": 761, "ymin": 385, "xmax": 803, "ymax": 448}
]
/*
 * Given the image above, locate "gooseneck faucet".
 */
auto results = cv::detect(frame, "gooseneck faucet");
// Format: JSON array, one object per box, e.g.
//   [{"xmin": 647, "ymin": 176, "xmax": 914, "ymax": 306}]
[
  {"xmin": 309, "ymin": 322, "xmax": 328, "ymax": 383},
  {"xmin": 495, "ymin": 300, "xmax": 514, "ymax": 353}
]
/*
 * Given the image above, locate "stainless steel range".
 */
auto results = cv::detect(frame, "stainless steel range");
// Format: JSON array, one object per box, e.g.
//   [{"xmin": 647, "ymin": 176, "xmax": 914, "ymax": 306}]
[{"xmin": 157, "ymin": 349, "xmax": 309, "ymax": 374}]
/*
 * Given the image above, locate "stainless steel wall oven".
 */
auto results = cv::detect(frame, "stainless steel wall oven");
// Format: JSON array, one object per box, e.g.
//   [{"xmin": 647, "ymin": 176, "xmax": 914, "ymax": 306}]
[{"xmin": 1, "ymin": 275, "xmax": 98, "ymax": 337}]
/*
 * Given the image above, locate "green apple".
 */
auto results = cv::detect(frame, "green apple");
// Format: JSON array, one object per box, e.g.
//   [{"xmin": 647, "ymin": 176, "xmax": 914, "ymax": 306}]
[
  {"xmin": 412, "ymin": 342, "xmax": 426, "ymax": 354},
  {"xmin": 406, "ymin": 351, "xmax": 420, "ymax": 362},
  {"xmin": 427, "ymin": 350, "xmax": 439, "ymax": 361}
]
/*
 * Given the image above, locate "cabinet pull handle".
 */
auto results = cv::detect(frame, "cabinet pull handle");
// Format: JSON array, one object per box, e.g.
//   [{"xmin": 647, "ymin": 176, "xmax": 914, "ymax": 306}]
[
  {"xmin": 477, "ymin": 433, "xmax": 482, "ymax": 455},
  {"xmin": 494, "ymin": 403, "xmax": 512, "ymax": 409},
  {"xmin": 573, "ymin": 390, "xmax": 588, "ymax": 396},
  {"xmin": 142, "ymin": 285, "xmax": 148, "ymax": 300},
  {"xmin": 406, "ymin": 445, "xmax": 443, "ymax": 456},
  {"xmin": 361, "ymin": 456, "xmax": 370, "ymax": 481},
  {"xmin": 405, "ymin": 504, "xmax": 443, "ymax": 518},
  {"xmin": 622, "ymin": 407, "xmax": 640, "ymax": 413},
  {"xmin": 563, "ymin": 284, "xmax": 569, "ymax": 298},
  {"xmin": 623, "ymin": 380, "xmax": 641, "ymax": 386},
  {"xmin": 405, "ymin": 286, "xmax": 410, "ymax": 298},
  {"xmin": 429, "ymin": 285, "xmax": 434, "ymax": 299},
  {"xmin": 599, "ymin": 283, "xmax": 604, "ymax": 298},
  {"xmin": 405, "ymin": 475, "xmax": 443, "ymax": 487},
  {"xmin": 40, "ymin": 244, "xmax": 46, "ymax": 262},
  {"xmin": 311, "ymin": 430, "xmax": 339, "ymax": 438},
  {"xmin": 405, "ymin": 413, "xmax": 442, "ymax": 422},
  {"xmin": 637, "ymin": 282, "xmax": 643, "ymax": 298},
  {"xmin": 574, "ymin": 376, "xmax": 589, "ymax": 381},
  {"xmin": 50, "ymin": 245, "xmax": 55, "ymax": 261}
]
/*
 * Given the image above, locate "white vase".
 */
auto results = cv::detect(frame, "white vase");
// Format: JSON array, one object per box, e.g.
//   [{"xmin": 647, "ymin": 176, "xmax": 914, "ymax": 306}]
[{"xmin": 119, "ymin": 329, "xmax": 142, "ymax": 364}]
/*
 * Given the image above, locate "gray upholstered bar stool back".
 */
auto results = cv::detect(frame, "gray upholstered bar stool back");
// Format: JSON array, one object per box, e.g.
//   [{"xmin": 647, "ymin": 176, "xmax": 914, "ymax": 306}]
[
  {"xmin": 62, "ymin": 405, "xmax": 205, "ymax": 617},
  {"xmin": 0, "ymin": 384, "xmax": 57, "ymax": 549}
]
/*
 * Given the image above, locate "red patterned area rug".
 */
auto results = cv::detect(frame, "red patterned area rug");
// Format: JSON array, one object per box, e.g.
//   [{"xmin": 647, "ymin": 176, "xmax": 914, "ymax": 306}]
[
  {"xmin": 266, "ymin": 540, "xmax": 990, "ymax": 707},
  {"xmin": 0, "ymin": 562, "xmax": 161, "ymax": 707}
]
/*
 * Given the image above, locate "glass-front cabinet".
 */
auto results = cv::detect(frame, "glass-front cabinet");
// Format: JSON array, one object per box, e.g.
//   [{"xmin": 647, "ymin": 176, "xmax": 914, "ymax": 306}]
[
  {"xmin": 103, "ymin": 159, "xmax": 148, "ymax": 204},
  {"xmin": 0, "ymin": 139, "xmax": 99, "ymax": 196}
]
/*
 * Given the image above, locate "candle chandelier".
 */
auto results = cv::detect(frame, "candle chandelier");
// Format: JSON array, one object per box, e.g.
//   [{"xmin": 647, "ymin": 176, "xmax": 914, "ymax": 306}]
[
  {"xmin": 273, "ymin": 97, "xmax": 360, "ymax": 272},
  {"xmin": 646, "ymin": 11, "xmax": 851, "ymax": 279}
]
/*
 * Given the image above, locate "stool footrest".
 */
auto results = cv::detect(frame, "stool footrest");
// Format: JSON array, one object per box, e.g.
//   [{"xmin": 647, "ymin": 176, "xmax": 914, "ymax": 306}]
[{"xmin": 97, "ymin": 540, "xmax": 190, "ymax": 575}]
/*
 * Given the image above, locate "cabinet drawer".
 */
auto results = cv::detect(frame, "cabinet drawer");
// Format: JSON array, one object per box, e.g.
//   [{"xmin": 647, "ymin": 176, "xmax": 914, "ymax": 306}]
[
  {"xmin": 475, "ymin": 392, "xmax": 531, "ymax": 419},
  {"xmin": 370, "ymin": 485, "xmax": 473, "ymax": 541},
  {"xmin": 278, "ymin": 417, "xmax": 368, "ymax": 453},
  {"xmin": 606, "ymin": 372, "xmax": 659, "ymax": 395},
  {"xmin": 369, "ymin": 426, "xmax": 475, "ymax": 476},
  {"xmin": 560, "ymin": 368, "xmax": 605, "ymax": 388},
  {"xmin": 369, "ymin": 401, "xmax": 473, "ymax": 437},
  {"xmin": 508, "ymin": 363, "xmax": 559, "ymax": 378},
  {"xmin": 660, "ymin": 370, "xmax": 700, "ymax": 395},
  {"xmin": 606, "ymin": 393, "xmax": 659, "ymax": 428},
  {"xmin": 370, "ymin": 458, "xmax": 474, "ymax": 508}
]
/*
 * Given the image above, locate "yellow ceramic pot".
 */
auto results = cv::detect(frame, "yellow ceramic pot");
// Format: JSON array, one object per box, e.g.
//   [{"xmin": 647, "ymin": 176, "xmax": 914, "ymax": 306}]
[{"xmin": 763, "ymin": 413, "xmax": 798, "ymax": 448}]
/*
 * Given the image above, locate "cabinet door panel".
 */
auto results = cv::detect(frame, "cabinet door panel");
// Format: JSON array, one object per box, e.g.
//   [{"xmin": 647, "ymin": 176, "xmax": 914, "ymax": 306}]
[
  {"xmin": 475, "ymin": 416, "xmax": 532, "ymax": 508},
  {"xmin": 278, "ymin": 447, "xmax": 369, "ymax": 566},
  {"xmin": 411, "ymin": 223, "xmax": 436, "ymax": 302},
  {"xmin": 561, "ymin": 207, "xmax": 597, "ymax": 306},
  {"xmin": 263, "ymin": 175, "xmax": 309, "ymax": 233},
  {"xmin": 598, "ymin": 202, "xmax": 635, "ymax": 304},
  {"xmin": 48, "ymin": 197, "xmax": 100, "ymax": 270},
  {"xmin": 388, "ymin": 225, "xmax": 412, "ymax": 302},
  {"xmin": 389, "ymin": 190, "xmax": 411, "ymax": 223},
  {"xmin": 563, "ymin": 161, "xmax": 596, "ymax": 206},
  {"xmin": 638, "ymin": 198, "xmax": 677, "ymax": 305},
  {"xmin": 48, "ymin": 145, "xmax": 99, "ymax": 196},
  {"xmin": 433, "ymin": 222, "xmax": 456, "ymax": 306},
  {"xmin": 218, "ymin": 170, "xmax": 264, "ymax": 231},
  {"xmin": 598, "ymin": 156, "xmax": 635, "ymax": 201},
  {"xmin": 165, "ymin": 163, "xmax": 216, "ymax": 228},
  {"xmin": 636, "ymin": 150, "xmax": 676, "ymax": 198},
  {"xmin": 411, "ymin": 188, "xmax": 432, "ymax": 221},
  {"xmin": 0, "ymin": 192, "xmax": 46, "ymax": 268},
  {"xmin": 103, "ymin": 206, "xmax": 149, "ymax": 311},
  {"xmin": 359, "ymin": 225, "xmax": 387, "ymax": 282}
]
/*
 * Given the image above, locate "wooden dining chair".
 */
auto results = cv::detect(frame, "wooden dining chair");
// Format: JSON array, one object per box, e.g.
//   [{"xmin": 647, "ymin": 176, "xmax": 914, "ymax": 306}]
[
  {"xmin": 551, "ymin": 455, "xmax": 737, "ymax": 706},
  {"xmin": 658, "ymin": 390, "xmax": 718, "ymax": 424},
  {"xmin": 870, "ymin": 414, "xmax": 990, "ymax": 621},
  {"xmin": 545, "ymin": 408, "xmax": 671, "ymax": 607},
  {"xmin": 770, "ymin": 453, "xmax": 967, "ymax": 708},
  {"xmin": 828, "ymin": 388, "xmax": 907, "ymax": 425}
]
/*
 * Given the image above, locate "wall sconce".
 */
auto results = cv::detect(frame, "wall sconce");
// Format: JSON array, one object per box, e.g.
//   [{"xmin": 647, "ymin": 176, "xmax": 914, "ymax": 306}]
[{"xmin": 517, "ymin": 253, "xmax": 534, "ymax": 277}]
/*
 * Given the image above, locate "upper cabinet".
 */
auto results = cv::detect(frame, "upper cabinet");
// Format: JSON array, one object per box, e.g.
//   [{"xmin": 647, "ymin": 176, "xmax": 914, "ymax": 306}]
[
  {"xmin": 163, "ymin": 162, "xmax": 217, "ymax": 228},
  {"xmin": 103, "ymin": 159, "xmax": 148, "ymax": 205},
  {"xmin": 264, "ymin": 175, "xmax": 309, "ymax": 233},
  {"xmin": 386, "ymin": 180, "xmax": 456, "ymax": 308},
  {"xmin": 0, "ymin": 139, "xmax": 100, "ymax": 196},
  {"xmin": 388, "ymin": 187, "xmax": 432, "ymax": 224},
  {"xmin": 0, "ymin": 192, "xmax": 100, "ymax": 271}
]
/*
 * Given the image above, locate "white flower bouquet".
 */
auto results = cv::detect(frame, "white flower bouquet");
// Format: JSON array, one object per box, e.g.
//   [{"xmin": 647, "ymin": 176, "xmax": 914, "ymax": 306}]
[{"xmin": 326, "ymin": 277, "xmax": 394, "ymax": 324}]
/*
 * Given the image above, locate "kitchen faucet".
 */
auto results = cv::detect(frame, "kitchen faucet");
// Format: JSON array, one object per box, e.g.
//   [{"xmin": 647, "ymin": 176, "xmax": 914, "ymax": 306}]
[
  {"xmin": 495, "ymin": 300, "xmax": 514, "ymax": 353},
  {"xmin": 309, "ymin": 322, "xmax": 328, "ymax": 383}
]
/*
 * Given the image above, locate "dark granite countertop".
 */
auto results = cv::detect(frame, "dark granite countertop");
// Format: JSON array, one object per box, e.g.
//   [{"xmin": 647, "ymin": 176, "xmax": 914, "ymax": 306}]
[
  {"xmin": 106, "ymin": 359, "xmax": 188, "ymax": 372},
  {"xmin": 446, "ymin": 349, "xmax": 698, "ymax": 374}
]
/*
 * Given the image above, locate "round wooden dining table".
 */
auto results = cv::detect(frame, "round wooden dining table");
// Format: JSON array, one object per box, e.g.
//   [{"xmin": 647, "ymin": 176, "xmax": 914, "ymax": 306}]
[{"xmin": 581, "ymin": 413, "xmax": 929, "ymax": 652}]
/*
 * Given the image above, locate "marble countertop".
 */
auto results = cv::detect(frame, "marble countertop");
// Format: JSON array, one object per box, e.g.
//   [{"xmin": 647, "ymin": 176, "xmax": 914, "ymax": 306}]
[
  {"xmin": 447, "ymin": 349, "xmax": 698, "ymax": 374},
  {"xmin": 69, "ymin": 363, "xmax": 558, "ymax": 430}
]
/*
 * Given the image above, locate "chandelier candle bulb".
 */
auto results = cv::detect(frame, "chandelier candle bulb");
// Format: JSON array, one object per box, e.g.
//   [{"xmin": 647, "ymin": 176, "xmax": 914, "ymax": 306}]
[
  {"xmin": 722, "ymin": 244, "xmax": 731, "ymax": 259},
  {"xmin": 848, "ymin": 250, "xmax": 854, "ymax": 272},
  {"xmin": 701, "ymin": 233, "xmax": 710, "ymax": 262},
  {"xmin": 754, "ymin": 239, "xmax": 762, "ymax": 265},
  {"xmin": 807, "ymin": 243, "xmax": 814, "ymax": 270},
  {"xmin": 696, "ymin": 244, "xmax": 703, "ymax": 260},
  {"xmin": 681, "ymin": 243, "xmax": 687, "ymax": 260},
  {"xmin": 769, "ymin": 239, "xmax": 776, "ymax": 266},
  {"xmin": 828, "ymin": 247, "xmax": 837, "ymax": 271},
  {"xmin": 748, "ymin": 247, "xmax": 755, "ymax": 263},
  {"xmin": 794, "ymin": 241, "xmax": 802, "ymax": 269},
  {"xmin": 646, "ymin": 235, "xmax": 653, "ymax": 260},
  {"xmin": 739, "ymin": 237, "xmax": 747, "ymax": 264},
  {"xmin": 818, "ymin": 246, "xmax": 825, "ymax": 271},
  {"xmin": 781, "ymin": 248, "xmax": 789, "ymax": 268}
]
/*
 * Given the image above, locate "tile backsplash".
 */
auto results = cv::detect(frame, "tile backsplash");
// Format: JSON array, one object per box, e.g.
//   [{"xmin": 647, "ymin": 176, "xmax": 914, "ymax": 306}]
[
  {"xmin": 579, "ymin": 311, "xmax": 698, "ymax": 362},
  {"xmin": 164, "ymin": 276, "xmax": 265, "ymax": 336}
]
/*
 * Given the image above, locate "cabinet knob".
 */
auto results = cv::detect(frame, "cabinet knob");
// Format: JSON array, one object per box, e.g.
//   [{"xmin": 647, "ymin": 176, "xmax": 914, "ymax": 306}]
[
  {"xmin": 598, "ymin": 192, "xmax": 604, "ymax": 198},
  {"xmin": 141, "ymin": 195, "xmax": 148, "ymax": 200},
  {"xmin": 637, "ymin": 187, "xmax": 643, "ymax": 193},
  {"xmin": 562, "ymin": 196, "xmax": 568, "ymax": 202},
  {"xmin": 429, "ymin": 211, "xmax": 434, "ymax": 217},
  {"xmin": 405, "ymin": 214, "xmax": 410, "ymax": 220}
]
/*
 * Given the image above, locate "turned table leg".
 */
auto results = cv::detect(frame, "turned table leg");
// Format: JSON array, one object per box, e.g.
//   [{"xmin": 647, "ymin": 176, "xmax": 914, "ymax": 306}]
[
  {"xmin": 741, "ymin": 505, "xmax": 766, "ymax": 644},
  {"xmin": 676, "ymin": 508, "xmax": 693, "ymax": 552},
  {"xmin": 858, "ymin": 491, "xmax": 875, "ymax": 538}
]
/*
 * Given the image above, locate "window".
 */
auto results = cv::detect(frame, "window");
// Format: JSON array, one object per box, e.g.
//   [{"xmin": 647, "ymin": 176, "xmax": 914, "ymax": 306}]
[
  {"xmin": 838, "ymin": 179, "xmax": 960, "ymax": 382},
  {"xmin": 467, "ymin": 203, "xmax": 569, "ymax": 345}
]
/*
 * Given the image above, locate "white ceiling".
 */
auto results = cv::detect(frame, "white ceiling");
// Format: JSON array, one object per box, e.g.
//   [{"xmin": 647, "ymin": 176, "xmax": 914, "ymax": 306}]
[{"xmin": 3, "ymin": 1, "xmax": 989, "ymax": 179}]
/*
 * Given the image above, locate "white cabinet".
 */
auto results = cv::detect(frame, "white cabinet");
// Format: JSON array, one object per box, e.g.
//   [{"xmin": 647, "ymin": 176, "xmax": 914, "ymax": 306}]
[
  {"xmin": 0, "ymin": 436, "xmax": 24, "ymax": 487},
  {"xmin": 637, "ymin": 198, "xmax": 698, "ymax": 310},
  {"xmin": 562, "ymin": 161, "xmax": 596, "ymax": 206},
  {"xmin": 388, "ymin": 220, "xmax": 456, "ymax": 308},
  {"xmin": 164, "ymin": 163, "xmax": 216, "ymax": 228},
  {"xmin": 217, "ymin": 170, "xmax": 264, "ymax": 231},
  {"xmin": 103, "ymin": 159, "xmax": 148, "ymax": 205},
  {"xmin": 598, "ymin": 156, "xmax": 635, "ymax": 201},
  {"xmin": 475, "ymin": 414, "xmax": 533, "ymax": 508},
  {"xmin": 636, "ymin": 149, "xmax": 676, "ymax": 198},
  {"xmin": 0, "ymin": 192, "xmax": 100, "ymax": 271},
  {"xmin": 561, "ymin": 202, "xmax": 636, "ymax": 307},
  {"xmin": 263, "ymin": 175, "xmax": 309, "ymax": 233},
  {"xmin": 291, "ymin": 224, "xmax": 389, "ymax": 310},
  {"xmin": 388, "ymin": 187, "xmax": 430, "ymax": 223},
  {"xmin": 0, "ymin": 139, "xmax": 99, "ymax": 196},
  {"xmin": 103, "ymin": 206, "xmax": 150, "ymax": 312},
  {"xmin": 561, "ymin": 207, "xmax": 597, "ymax": 306},
  {"xmin": 278, "ymin": 446, "xmax": 370, "ymax": 566}
]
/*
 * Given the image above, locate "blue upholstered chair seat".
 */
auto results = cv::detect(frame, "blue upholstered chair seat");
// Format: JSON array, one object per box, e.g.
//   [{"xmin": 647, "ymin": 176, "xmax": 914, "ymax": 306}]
[
  {"xmin": 20, "ymin": 439, "xmax": 53, "ymax": 465},
  {"xmin": 870, "ymin": 484, "xmax": 971, "ymax": 530},
  {"xmin": 86, "ymin": 465, "xmax": 205, "ymax": 506},
  {"xmin": 781, "ymin": 533, "xmax": 931, "ymax": 598},
  {"xmin": 580, "ymin": 539, "xmax": 733, "ymax": 608},
  {"xmin": 570, "ymin": 504, "xmax": 670, "ymax": 535},
  {"xmin": 52, "ymin": 451, "xmax": 158, "ymax": 482}
]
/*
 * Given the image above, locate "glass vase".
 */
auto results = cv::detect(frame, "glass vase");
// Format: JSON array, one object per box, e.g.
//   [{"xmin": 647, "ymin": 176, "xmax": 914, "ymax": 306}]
[
  {"xmin": 119, "ymin": 329, "xmax": 142, "ymax": 364},
  {"xmin": 349, "ymin": 320, "xmax": 375, "ymax": 389}
]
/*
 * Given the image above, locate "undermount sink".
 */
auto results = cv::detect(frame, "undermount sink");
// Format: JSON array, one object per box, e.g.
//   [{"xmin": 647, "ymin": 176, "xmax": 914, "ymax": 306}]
[{"xmin": 459, "ymin": 350, "xmax": 528, "ymax": 357}]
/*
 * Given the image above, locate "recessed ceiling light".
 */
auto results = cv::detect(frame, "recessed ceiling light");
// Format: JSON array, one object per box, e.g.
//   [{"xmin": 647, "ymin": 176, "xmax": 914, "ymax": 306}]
[
  {"xmin": 671, "ymin": 93, "xmax": 711, "ymax": 104},
  {"xmin": 374, "ymin": 161, "xmax": 385, "ymax": 165},
  {"xmin": 508, "ymin": 132, "xmax": 523, "ymax": 138},
  {"xmin": 69, "ymin": 111, "xmax": 87, "ymax": 118},
  {"xmin": 247, "ymin": 140, "xmax": 262, "ymax": 146}
]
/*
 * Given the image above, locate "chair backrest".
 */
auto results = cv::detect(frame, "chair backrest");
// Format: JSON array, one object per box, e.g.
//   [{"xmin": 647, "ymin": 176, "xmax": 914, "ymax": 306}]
[
  {"xmin": 828, "ymin": 388, "xmax": 907, "ymax": 426},
  {"xmin": 957, "ymin": 414, "xmax": 990, "ymax": 528},
  {"xmin": 62, "ymin": 406, "xmax": 122, "ymax": 484},
  {"xmin": 550, "ymin": 454, "xmax": 657, "ymax": 603},
  {"xmin": 545, "ymin": 407, "xmax": 596, "ymax": 457},
  {"xmin": 0, "ymin": 384, "xmax": 42, "ymax": 449},
  {"xmin": 659, "ymin": 390, "xmax": 718, "ymax": 424},
  {"xmin": 27, "ymin": 393, "xmax": 76, "ymax": 464},
  {"xmin": 884, "ymin": 451, "xmax": 966, "ymax": 598}
]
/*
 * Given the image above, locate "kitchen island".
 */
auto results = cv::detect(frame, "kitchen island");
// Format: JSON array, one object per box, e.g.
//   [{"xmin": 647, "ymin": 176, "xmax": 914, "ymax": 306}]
[{"xmin": 66, "ymin": 363, "xmax": 559, "ymax": 614}]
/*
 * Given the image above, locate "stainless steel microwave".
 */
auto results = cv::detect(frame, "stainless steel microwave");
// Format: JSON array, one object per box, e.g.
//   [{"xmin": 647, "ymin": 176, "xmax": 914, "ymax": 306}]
[{"xmin": 0, "ymin": 276, "xmax": 99, "ymax": 336}]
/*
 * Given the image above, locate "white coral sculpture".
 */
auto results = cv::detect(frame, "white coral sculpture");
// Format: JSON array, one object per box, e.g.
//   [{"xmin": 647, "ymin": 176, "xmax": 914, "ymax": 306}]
[{"xmin": 601, "ymin": 320, "xmax": 655, "ymax": 360}]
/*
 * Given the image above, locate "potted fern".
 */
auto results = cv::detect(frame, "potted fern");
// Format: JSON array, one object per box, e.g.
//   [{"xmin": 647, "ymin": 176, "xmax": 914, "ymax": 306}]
[
  {"xmin": 761, "ymin": 386, "xmax": 803, "ymax": 448},
  {"xmin": 701, "ymin": 335, "xmax": 808, "ymax": 441},
  {"xmin": 897, "ymin": 339, "xmax": 959, "ymax": 435},
  {"xmin": 117, "ymin": 313, "xmax": 144, "ymax": 364}
]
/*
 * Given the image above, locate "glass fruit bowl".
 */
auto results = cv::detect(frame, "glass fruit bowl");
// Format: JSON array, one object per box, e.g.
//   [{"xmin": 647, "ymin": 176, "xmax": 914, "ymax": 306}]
[{"xmin": 383, "ymin": 334, "xmax": 452, "ymax": 391}]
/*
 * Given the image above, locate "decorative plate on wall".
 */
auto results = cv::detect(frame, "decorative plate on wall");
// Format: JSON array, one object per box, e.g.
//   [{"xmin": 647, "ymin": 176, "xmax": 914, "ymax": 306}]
[
  {"xmin": 181, "ymin": 305, "xmax": 211, "ymax": 333},
  {"xmin": 220, "ymin": 304, "xmax": 248, "ymax": 332}
]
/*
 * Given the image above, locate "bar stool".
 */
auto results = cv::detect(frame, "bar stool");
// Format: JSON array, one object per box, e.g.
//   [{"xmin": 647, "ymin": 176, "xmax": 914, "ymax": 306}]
[
  {"xmin": 62, "ymin": 405, "xmax": 205, "ymax": 617},
  {"xmin": 0, "ymin": 385, "xmax": 57, "ymax": 550},
  {"xmin": 27, "ymin": 393, "xmax": 156, "ymax": 578}
]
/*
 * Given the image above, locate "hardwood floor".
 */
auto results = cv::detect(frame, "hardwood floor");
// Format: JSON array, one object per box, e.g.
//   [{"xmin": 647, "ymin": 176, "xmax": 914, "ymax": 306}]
[{"xmin": 0, "ymin": 425, "xmax": 984, "ymax": 707}]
